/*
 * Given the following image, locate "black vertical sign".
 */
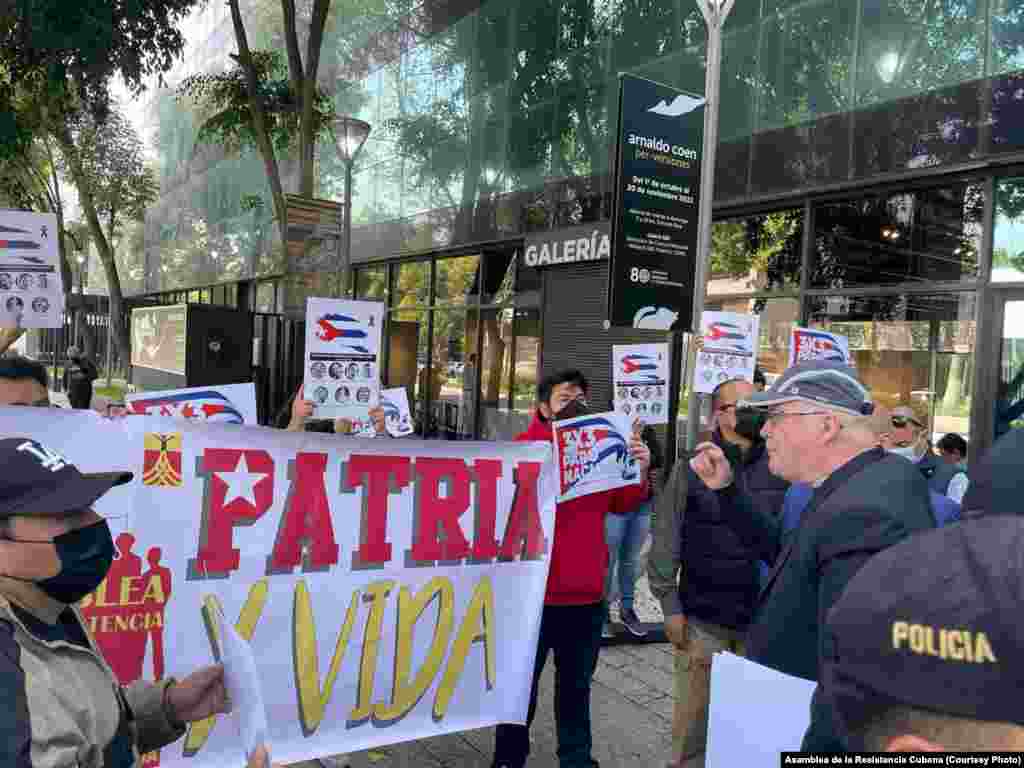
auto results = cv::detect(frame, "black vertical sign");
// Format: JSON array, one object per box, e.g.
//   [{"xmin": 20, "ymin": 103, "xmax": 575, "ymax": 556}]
[{"xmin": 608, "ymin": 74, "xmax": 704, "ymax": 331}]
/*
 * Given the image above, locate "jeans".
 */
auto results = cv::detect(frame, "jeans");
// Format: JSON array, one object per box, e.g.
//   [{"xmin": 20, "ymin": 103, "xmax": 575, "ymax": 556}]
[
  {"xmin": 604, "ymin": 500, "xmax": 652, "ymax": 612},
  {"xmin": 492, "ymin": 602, "xmax": 605, "ymax": 768}
]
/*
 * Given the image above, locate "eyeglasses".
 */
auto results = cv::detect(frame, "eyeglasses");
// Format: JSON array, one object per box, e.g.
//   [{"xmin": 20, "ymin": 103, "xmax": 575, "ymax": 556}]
[
  {"xmin": 891, "ymin": 416, "xmax": 923, "ymax": 429},
  {"xmin": 11, "ymin": 399, "xmax": 52, "ymax": 408},
  {"xmin": 763, "ymin": 410, "xmax": 831, "ymax": 424}
]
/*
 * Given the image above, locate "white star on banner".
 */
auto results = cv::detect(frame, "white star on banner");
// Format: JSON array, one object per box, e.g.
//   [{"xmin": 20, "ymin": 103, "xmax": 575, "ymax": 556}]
[{"xmin": 217, "ymin": 454, "xmax": 266, "ymax": 507}]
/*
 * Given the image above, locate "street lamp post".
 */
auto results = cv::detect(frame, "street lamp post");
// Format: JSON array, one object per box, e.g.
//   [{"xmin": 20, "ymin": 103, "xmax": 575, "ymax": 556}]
[
  {"xmin": 333, "ymin": 116, "xmax": 372, "ymax": 296},
  {"xmin": 74, "ymin": 252, "xmax": 86, "ymax": 348},
  {"xmin": 685, "ymin": 0, "xmax": 735, "ymax": 451}
]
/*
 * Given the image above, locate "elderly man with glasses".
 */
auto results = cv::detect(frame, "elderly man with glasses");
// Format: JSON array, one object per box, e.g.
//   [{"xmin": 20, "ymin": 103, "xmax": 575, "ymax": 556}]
[
  {"xmin": 689, "ymin": 360, "xmax": 934, "ymax": 752},
  {"xmin": 0, "ymin": 356, "xmax": 53, "ymax": 408},
  {"xmin": 886, "ymin": 405, "xmax": 969, "ymax": 504},
  {"xmin": 647, "ymin": 376, "xmax": 788, "ymax": 768}
]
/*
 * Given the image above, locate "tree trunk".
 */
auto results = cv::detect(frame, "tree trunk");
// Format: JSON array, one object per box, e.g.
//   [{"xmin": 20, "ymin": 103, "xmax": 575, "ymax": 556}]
[
  {"xmin": 53, "ymin": 127, "xmax": 132, "ymax": 377},
  {"xmin": 229, "ymin": 0, "xmax": 290, "ymax": 247}
]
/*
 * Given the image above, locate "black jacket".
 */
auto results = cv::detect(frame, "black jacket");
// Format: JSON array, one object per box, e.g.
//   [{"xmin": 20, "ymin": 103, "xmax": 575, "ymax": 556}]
[
  {"xmin": 719, "ymin": 448, "xmax": 934, "ymax": 750},
  {"xmin": 680, "ymin": 432, "xmax": 788, "ymax": 630}
]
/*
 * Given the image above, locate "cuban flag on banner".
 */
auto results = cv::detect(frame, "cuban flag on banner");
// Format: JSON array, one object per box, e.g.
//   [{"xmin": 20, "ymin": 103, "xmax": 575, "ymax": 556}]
[
  {"xmin": 789, "ymin": 327, "xmax": 853, "ymax": 367},
  {"xmin": 619, "ymin": 353, "xmax": 661, "ymax": 382},
  {"xmin": 556, "ymin": 414, "xmax": 639, "ymax": 501},
  {"xmin": 315, "ymin": 313, "xmax": 371, "ymax": 353},
  {"xmin": 0, "ymin": 225, "xmax": 45, "ymax": 264},
  {"xmin": 705, "ymin": 320, "xmax": 751, "ymax": 353},
  {"xmin": 128, "ymin": 390, "xmax": 246, "ymax": 424}
]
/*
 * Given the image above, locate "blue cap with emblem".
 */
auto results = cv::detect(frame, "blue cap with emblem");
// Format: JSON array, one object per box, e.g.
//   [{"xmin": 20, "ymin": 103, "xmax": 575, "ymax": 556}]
[
  {"xmin": 0, "ymin": 437, "xmax": 133, "ymax": 519},
  {"xmin": 738, "ymin": 360, "xmax": 874, "ymax": 417},
  {"xmin": 822, "ymin": 516, "xmax": 1024, "ymax": 747}
]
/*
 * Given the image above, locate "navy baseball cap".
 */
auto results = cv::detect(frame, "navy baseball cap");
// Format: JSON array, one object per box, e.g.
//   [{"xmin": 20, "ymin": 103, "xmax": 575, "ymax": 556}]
[
  {"xmin": 738, "ymin": 360, "xmax": 875, "ymax": 417},
  {"xmin": 0, "ymin": 437, "xmax": 132, "ymax": 519},
  {"xmin": 960, "ymin": 428, "xmax": 1023, "ymax": 518},
  {"xmin": 823, "ymin": 517, "xmax": 1024, "ymax": 745}
]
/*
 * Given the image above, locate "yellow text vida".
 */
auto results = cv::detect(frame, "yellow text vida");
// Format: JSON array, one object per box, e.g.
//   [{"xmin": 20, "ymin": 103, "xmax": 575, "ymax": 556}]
[{"xmin": 183, "ymin": 574, "xmax": 495, "ymax": 754}]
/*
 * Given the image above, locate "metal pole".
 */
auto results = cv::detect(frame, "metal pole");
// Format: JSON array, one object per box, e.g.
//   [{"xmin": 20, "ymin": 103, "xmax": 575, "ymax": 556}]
[
  {"xmin": 685, "ymin": 0, "xmax": 733, "ymax": 450},
  {"xmin": 341, "ymin": 160, "xmax": 353, "ymax": 297}
]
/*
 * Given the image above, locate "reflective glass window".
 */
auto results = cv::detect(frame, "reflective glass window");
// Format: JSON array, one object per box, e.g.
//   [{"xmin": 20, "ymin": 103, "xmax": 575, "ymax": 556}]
[
  {"xmin": 479, "ymin": 306, "xmax": 515, "ymax": 440},
  {"xmin": 355, "ymin": 266, "xmax": 388, "ymax": 302},
  {"xmin": 392, "ymin": 261, "xmax": 430, "ymax": 306},
  {"xmin": 436, "ymin": 255, "xmax": 481, "ymax": 305},
  {"xmin": 811, "ymin": 184, "xmax": 983, "ymax": 288},
  {"xmin": 807, "ymin": 292, "xmax": 976, "ymax": 444},
  {"xmin": 432, "ymin": 310, "xmax": 478, "ymax": 439},
  {"xmin": 708, "ymin": 210, "xmax": 803, "ymax": 296},
  {"xmin": 993, "ymin": 177, "xmax": 1024, "ymax": 282},
  {"xmin": 386, "ymin": 308, "xmax": 430, "ymax": 436}
]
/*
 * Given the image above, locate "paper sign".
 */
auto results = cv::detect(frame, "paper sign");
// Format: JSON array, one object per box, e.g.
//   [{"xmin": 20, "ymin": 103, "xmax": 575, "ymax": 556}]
[
  {"xmin": 380, "ymin": 387, "xmax": 414, "ymax": 437},
  {"xmin": 789, "ymin": 326, "xmax": 852, "ymax": 367},
  {"xmin": 706, "ymin": 652, "xmax": 815, "ymax": 767},
  {"xmin": 613, "ymin": 343, "xmax": 669, "ymax": 425},
  {"xmin": 694, "ymin": 312, "xmax": 760, "ymax": 395},
  {"xmin": 0, "ymin": 210, "xmax": 65, "ymax": 329},
  {"xmin": 304, "ymin": 298, "xmax": 384, "ymax": 429},
  {"xmin": 214, "ymin": 603, "xmax": 270, "ymax": 764},
  {"xmin": 126, "ymin": 383, "xmax": 258, "ymax": 425},
  {"xmin": 553, "ymin": 410, "xmax": 641, "ymax": 502}
]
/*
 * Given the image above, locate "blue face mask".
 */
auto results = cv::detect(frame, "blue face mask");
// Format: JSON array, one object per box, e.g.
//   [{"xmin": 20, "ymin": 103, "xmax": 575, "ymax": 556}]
[{"xmin": 10, "ymin": 520, "xmax": 115, "ymax": 605}]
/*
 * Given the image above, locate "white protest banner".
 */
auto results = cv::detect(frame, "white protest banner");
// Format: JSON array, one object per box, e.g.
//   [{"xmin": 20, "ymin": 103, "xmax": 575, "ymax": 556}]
[
  {"xmin": 553, "ymin": 411, "xmax": 640, "ymax": 502},
  {"xmin": 0, "ymin": 407, "xmax": 556, "ymax": 768},
  {"xmin": 695, "ymin": 312, "xmax": 760, "ymax": 395},
  {"xmin": 788, "ymin": 326, "xmax": 853, "ymax": 367},
  {"xmin": 304, "ymin": 298, "xmax": 384, "ymax": 431},
  {"xmin": 126, "ymin": 383, "xmax": 259, "ymax": 425},
  {"xmin": 381, "ymin": 387, "xmax": 415, "ymax": 437},
  {"xmin": 706, "ymin": 652, "xmax": 814, "ymax": 767},
  {"xmin": 613, "ymin": 344, "xmax": 669, "ymax": 425},
  {"xmin": 0, "ymin": 210, "xmax": 65, "ymax": 329}
]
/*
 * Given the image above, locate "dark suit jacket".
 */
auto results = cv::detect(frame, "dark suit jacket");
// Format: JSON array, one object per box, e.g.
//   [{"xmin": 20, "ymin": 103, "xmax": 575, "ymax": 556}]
[{"xmin": 719, "ymin": 447, "xmax": 935, "ymax": 750}]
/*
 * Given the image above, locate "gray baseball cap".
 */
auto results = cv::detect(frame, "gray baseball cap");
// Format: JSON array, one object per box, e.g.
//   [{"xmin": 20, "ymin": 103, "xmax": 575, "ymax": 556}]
[{"xmin": 738, "ymin": 360, "xmax": 874, "ymax": 417}]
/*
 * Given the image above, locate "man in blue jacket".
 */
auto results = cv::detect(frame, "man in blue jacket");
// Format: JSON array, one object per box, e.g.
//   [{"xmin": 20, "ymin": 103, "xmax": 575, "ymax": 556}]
[{"xmin": 691, "ymin": 361, "xmax": 934, "ymax": 752}]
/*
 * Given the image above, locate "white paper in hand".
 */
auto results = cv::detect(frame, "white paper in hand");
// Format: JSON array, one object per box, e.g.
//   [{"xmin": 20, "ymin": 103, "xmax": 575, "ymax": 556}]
[
  {"xmin": 706, "ymin": 651, "xmax": 815, "ymax": 767},
  {"xmin": 215, "ymin": 604, "xmax": 270, "ymax": 764}
]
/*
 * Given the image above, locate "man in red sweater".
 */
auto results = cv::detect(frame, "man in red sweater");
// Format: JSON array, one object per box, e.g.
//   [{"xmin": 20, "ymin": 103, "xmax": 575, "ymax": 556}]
[{"xmin": 492, "ymin": 369, "xmax": 651, "ymax": 768}]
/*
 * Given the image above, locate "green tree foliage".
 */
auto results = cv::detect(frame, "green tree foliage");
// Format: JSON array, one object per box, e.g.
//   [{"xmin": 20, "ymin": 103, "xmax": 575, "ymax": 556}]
[{"xmin": 178, "ymin": 50, "xmax": 336, "ymax": 156}]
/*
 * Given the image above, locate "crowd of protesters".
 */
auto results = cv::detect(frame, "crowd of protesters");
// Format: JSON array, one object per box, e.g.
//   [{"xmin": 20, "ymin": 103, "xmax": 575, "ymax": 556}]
[{"xmin": 3, "ymin": 344, "xmax": 1021, "ymax": 768}]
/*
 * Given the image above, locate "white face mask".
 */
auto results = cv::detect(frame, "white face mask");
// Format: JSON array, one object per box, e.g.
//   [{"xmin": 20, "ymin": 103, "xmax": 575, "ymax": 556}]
[{"xmin": 887, "ymin": 445, "xmax": 918, "ymax": 461}]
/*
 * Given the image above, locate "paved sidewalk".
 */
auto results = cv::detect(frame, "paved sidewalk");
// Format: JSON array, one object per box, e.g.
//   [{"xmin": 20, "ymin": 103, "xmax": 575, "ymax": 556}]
[{"xmin": 293, "ymin": 641, "xmax": 675, "ymax": 768}]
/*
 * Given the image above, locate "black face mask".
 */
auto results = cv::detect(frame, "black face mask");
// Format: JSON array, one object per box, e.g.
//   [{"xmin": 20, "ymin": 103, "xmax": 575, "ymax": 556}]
[
  {"xmin": 12, "ymin": 521, "xmax": 115, "ymax": 605},
  {"xmin": 734, "ymin": 408, "xmax": 766, "ymax": 442},
  {"xmin": 553, "ymin": 398, "xmax": 591, "ymax": 422}
]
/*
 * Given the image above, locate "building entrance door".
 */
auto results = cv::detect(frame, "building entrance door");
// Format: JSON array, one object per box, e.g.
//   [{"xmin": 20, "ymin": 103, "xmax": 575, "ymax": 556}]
[{"xmin": 989, "ymin": 290, "xmax": 1024, "ymax": 447}]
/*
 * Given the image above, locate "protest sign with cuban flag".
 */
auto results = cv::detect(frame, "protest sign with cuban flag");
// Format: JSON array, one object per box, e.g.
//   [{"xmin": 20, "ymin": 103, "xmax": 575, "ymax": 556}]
[
  {"xmin": 381, "ymin": 387, "xmax": 415, "ymax": 437},
  {"xmin": 553, "ymin": 410, "xmax": 641, "ymax": 502},
  {"xmin": 613, "ymin": 343, "xmax": 670, "ymax": 425},
  {"xmin": 0, "ymin": 407, "xmax": 557, "ymax": 768},
  {"xmin": 126, "ymin": 383, "xmax": 258, "ymax": 425},
  {"xmin": 0, "ymin": 210, "xmax": 65, "ymax": 329},
  {"xmin": 304, "ymin": 298, "xmax": 384, "ymax": 430},
  {"xmin": 694, "ymin": 311, "xmax": 760, "ymax": 394},
  {"xmin": 788, "ymin": 326, "xmax": 853, "ymax": 367}
]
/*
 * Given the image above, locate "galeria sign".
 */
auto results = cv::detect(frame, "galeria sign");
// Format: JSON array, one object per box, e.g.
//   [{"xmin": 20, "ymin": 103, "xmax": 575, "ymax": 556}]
[
  {"xmin": 0, "ymin": 408, "xmax": 557, "ymax": 768},
  {"xmin": 521, "ymin": 222, "xmax": 611, "ymax": 269}
]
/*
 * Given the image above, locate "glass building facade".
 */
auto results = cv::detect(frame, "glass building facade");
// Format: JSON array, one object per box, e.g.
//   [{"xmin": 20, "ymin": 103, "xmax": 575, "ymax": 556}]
[{"xmin": 134, "ymin": 0, "xmax": 1024, "ymax": 452}]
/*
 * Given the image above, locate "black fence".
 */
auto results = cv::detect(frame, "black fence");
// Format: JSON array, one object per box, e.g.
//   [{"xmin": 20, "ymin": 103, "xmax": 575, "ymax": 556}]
[
  {"xmin": 34, "ymin": 307, "xmax": 126, "ymax": 392},
  {"xmin": 252, "ymin": 313, "xmax": 306, "ymax": 427}
]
